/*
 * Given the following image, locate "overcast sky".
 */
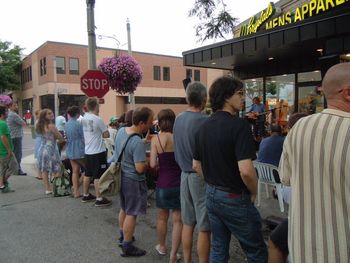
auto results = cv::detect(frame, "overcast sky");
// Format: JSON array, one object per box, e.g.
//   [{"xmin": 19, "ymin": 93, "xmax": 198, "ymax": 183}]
[{"xmin": 1, "ymin": 0, "xmax": 276, "ymax": 57}]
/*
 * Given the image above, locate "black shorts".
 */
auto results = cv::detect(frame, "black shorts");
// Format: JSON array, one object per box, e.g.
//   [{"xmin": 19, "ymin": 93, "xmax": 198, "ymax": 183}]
[
  {"xmin": 270, "ymin": 218, "xmax": 289, "ymax": 254},
  {"xmin": 85, "ymin": 151, "xmax": 107, "ymax": 179}
]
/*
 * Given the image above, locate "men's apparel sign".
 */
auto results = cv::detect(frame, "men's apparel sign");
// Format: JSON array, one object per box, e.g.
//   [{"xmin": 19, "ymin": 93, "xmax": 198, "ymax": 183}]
[{"xmin": 239, "ymin": 0, "xmax": 349, "ymax": 37}]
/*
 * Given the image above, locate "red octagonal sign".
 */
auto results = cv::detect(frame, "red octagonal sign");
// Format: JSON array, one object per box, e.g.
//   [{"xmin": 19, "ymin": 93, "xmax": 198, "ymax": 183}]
[{"xmin": 81, "ymin": 70, "xmax": 109, "ymax": 98}]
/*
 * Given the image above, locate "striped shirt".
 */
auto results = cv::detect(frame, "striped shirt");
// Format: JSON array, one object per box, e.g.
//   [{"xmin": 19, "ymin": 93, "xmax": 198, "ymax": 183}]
[
  {"xmin": 280, "ymin": 109, "xmax": 350, "ymax": 263},
  {"xmin": 7, "ymin": 110, "xmax": 25, "ymax": 138}
]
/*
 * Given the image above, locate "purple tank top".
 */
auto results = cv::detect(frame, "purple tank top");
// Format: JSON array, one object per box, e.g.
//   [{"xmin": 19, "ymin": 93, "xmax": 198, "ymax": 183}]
[{"xmin": 155, "ymin": 135, "xmax": 181, "ymax": 188}]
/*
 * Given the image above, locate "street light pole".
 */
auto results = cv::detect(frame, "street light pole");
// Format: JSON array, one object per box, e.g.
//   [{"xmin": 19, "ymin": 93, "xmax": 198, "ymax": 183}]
[
  {"xmin": 53, "ymin": 58, "xmax": 59, "ymax": 118},
  {"xmin": 126, "ymin": 18, "xmax": 135, "ymax": 109},
  {"xmin": 86, "ymin": 0, "xmax": 97, "ymax": 69}
]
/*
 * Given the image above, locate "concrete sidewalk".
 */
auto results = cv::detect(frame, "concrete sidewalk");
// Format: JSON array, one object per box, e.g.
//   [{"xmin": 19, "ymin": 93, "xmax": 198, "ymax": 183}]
[{"xmin": 3, "ymin": 152, "xmax": 287, "ymax": 263}]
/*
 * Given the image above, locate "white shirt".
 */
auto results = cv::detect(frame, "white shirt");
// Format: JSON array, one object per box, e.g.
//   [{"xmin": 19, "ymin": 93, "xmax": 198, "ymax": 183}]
[
  {"xmin": 55, "ymin": 115, "xmax": 66, "ymax": 131},
  {"xmin": 81, "ymin": 112, "xmax": 108, "ymax": 155}
]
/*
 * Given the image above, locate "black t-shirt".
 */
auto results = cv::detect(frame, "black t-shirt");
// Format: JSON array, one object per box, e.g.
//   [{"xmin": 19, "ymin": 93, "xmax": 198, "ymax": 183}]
[{"xmin": 193, "ymin": 111, "xmax": 256, "ymax": 194}]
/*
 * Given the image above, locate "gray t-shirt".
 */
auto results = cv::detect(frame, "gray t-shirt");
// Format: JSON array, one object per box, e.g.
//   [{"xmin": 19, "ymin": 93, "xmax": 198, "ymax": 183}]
[
  {"xmin": 113, "ymin": 127, "xmax": 146, "ymax": 181},
  {"xmin": 173, "ymin": 111, "xmax": 207, "ymax": 172}
]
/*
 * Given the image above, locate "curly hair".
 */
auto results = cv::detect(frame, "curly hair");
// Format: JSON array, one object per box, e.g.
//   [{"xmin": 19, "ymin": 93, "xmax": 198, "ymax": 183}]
[{"xmin": 209, "ymin": 76, "xmax": 243, "ymax": 112}]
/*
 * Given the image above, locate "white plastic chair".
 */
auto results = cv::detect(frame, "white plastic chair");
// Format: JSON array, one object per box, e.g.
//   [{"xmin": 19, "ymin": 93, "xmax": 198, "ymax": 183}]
[{"xmin": 253, "ymin": 161, "xmax": 284, "ymax": 213}]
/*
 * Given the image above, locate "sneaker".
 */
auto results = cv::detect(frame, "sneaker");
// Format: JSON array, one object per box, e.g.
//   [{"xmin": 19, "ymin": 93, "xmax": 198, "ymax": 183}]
[
  {"xmin": 81, "ymin": 193, "xmax": 96, "ymax": 203},
  {"xmin": 45, "ymin": 190, "xmax": 53, "ymax": 195},
  {"xmin": 18, "ymin": 171, "xmax": 27, "ymax": 176},
  {"xmin": 118, "ymin": 236, "xmax": 136, "ymax": 247},
  {"xmin": 95, "ymin": 197, "xmax": 112, "ymax": 207},
  {"xmin": 1, "ymin": 185, "xmax": 15, "ymax": 193},
  {"xmin": 121, "ymin": 244, "xmax": 146, "ymax": 257}
]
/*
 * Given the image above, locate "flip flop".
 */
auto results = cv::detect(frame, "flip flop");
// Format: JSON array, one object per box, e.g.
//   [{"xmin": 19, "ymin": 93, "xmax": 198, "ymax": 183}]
[{"xmin": 155, "ymin": 244, "xmax": 167, "ymax": 256}]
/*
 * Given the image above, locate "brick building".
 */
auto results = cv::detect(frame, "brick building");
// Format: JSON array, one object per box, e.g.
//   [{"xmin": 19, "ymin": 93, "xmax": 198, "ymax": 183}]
[{"xmin": 17, "ymin": 41, "xmax": 225, "ymax": 123}]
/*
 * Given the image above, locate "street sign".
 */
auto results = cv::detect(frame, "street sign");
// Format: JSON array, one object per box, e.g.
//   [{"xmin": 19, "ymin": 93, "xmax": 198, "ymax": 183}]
[{"xmin": 80, "ymin": 70, "xmax": 109, "ymax": 98}]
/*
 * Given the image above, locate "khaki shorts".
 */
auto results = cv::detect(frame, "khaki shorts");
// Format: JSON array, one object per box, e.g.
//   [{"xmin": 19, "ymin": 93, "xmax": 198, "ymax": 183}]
[
  {"xmin": 0, "ymin": 153, "xmax": 18, "ymax": 178},
  {"xmin": 180, "ymin": 172, "xmax": 210, "ymax": 231}
]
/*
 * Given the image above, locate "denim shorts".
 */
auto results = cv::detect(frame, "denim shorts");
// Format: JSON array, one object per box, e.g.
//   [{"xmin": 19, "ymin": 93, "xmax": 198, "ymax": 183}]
[
  {"xmin": 206, "ymin": 184, "xmax": 267, "ymax": 263},
  {"xmin": 156, "ymin": 187, "xmax": 180, "ymax": 210},
  {"xmin": 120, "ymin": 176, "xmax": 147, "ymax": 216},
  {"xmin": 180, "ymin": 172, "xmax": 210, "ymax": 231}
]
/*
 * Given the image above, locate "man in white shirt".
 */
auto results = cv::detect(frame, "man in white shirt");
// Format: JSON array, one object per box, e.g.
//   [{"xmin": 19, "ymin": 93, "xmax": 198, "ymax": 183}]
[{"xmin": 81, "ymin": 97, "xmax": 111, "ymax": 207}]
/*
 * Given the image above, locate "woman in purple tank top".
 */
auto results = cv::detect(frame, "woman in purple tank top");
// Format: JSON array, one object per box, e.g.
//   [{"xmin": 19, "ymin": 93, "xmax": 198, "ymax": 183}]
[{"xmin": 150, "ymin": 109, "xmax": 182, "ymax": 263}]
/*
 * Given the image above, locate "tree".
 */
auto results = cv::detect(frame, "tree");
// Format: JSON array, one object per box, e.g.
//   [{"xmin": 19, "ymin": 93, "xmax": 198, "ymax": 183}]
[
  {"xmin": 189, "ymin": 0, "xmax": 238, "ymax": 42},
  {"xmin": 0, "ymin": 40, "xmax": 23, "ymax": 93}
]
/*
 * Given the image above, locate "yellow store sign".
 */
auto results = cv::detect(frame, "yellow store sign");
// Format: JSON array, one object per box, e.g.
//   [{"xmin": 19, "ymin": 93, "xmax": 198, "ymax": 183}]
[{"xmin": 239, "ymin": 0, "xmax": 349, "ymax": 37}]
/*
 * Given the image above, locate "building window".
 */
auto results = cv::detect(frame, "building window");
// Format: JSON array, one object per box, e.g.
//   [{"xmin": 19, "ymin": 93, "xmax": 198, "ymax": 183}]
[
  {"xmin": 55, "ymin": 56, "xmax": 65, "ymax": 74},
  {"xmin": 43, "ymin": 57, "xmax": 46, "ymax": 75},
  {"xmin": 135, "ymin": 96, "xmax": 187, "ymax": 104},
  {"xmin": 153, "ymin": 66, "xmax": 161, "ymax": 80},
  {"xmin": 69, "ymin": 57, "xmax": 79, "ymax": 75},
  {"xmin": 194, "ymin": 70, "xmax": 200, "ymax": 81},
  {"xmin": 186, "ymin": 69, "xmax": 192, "ymax": 79},
  {"xmin": 29, "ymin": 66, "xmax": 32, "ymax": 81},
  {"xmin": 163, "ymin": 67, "xmax": 170, "ymax": 81},
  {"xmin": 40, "ymin": 57, "xmax": 47, "ymax": 76}
]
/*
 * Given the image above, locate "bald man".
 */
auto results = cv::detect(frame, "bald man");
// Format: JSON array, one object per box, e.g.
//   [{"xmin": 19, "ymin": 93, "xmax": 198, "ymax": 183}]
[{"xmin": 279, "ymin": 62, "xmax": 350, "ymax": 263}]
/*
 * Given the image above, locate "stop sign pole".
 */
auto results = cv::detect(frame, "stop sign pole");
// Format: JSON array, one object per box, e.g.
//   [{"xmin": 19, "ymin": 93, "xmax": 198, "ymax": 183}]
[{"xmin": 80, "ymin": 70, "xmax": 109, "ymax": 98}]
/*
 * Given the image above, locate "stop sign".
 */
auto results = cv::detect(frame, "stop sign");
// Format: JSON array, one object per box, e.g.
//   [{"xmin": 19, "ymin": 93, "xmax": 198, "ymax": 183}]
[{"xmin": 80, "ymin": 70, "xmax": 109, "ymax": 98}]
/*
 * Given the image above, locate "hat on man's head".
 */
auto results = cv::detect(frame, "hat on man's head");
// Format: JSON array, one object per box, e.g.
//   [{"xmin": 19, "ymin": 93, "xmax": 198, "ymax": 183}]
[{"xmin": 109, "ymin": 116, "xmax": 118, "ymax": 124}]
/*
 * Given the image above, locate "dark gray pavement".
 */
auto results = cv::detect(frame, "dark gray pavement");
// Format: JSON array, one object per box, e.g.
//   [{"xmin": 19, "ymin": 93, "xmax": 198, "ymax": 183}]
[{"xmin": 0, "ymin": 128, "xmax": 288, "ymax": 263}]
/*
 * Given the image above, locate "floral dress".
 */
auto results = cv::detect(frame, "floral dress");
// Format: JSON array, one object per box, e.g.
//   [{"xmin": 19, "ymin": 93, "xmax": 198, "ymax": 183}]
[{"xmin": 37, "ymin": 131, "xmax": 61, "ymax": 174}]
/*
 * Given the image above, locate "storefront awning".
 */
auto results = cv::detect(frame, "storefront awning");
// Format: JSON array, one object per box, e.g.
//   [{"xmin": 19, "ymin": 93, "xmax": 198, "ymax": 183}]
[{"xmin": 183, "ymin": 5, "xmax": 350, "ymax": 79}]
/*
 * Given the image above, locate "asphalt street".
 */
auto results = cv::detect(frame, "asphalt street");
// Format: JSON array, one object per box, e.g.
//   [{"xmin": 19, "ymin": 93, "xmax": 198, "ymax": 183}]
[{"xmin": 0, "ymin": 128, "xmax": 287, "ymax": 263}]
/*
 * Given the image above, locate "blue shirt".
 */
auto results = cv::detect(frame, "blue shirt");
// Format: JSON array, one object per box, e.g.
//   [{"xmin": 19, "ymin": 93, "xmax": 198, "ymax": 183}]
[
  {"xmin": 257, "ymin": 135, "xmax": 285, "ymax": 167},
  {"xmin": 65, "ymin": 118, "xmax": 85, "ymax": 160}
]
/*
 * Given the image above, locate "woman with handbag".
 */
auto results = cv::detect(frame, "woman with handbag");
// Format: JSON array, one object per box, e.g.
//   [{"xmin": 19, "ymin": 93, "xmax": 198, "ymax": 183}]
[
  {"xmin": 65, "ymin": 106, "xmax": 85, "ymax": 198},
  {"xmin": 150, "ymin": 109, "xmax": 182, "ymax": 263},
  {"xmin": 36, "ymin": 109, "xmax": 64, "ymax": 195}
]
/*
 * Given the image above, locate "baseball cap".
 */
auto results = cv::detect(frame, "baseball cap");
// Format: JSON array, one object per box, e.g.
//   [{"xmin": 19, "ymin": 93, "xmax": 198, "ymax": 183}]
[{"xmin": 109, "ymin": 116, "xmax": 118, "ymax": 124}]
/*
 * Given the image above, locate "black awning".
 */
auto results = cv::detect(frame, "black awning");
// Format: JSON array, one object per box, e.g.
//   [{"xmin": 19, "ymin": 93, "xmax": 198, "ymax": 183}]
[{"xmin": 183, "ymin": 4, "xmax": 350, "ymax": 79}]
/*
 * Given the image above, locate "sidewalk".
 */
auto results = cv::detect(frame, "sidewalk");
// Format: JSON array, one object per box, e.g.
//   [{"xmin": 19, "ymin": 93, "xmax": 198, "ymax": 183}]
[{"xmin": 4, "ymin": 153, "xmax": 287, "ymax": 263}]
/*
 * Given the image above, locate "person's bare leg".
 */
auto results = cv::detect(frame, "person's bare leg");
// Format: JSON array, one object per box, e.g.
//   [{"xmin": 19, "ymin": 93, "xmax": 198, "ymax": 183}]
[
  {"xmin": 197, "ymin": 231, "xmax": 210, "ymax": 263},
  {"xmin": 157, "ymin": 208, "xmax": 169, "ymax": 253},
  {"xmin": 123, "ymin": 215, "xmax": 137, "ymax": 241},
  {"xmin": 119, "ymin": 209, "xmax": 126, "ymax": 232},
  {"xmin": 268, "ymin": 239, "xmax": 286, "ymax": 263},
  {"xmin": 70, "ymin": 160, "xmax": 81, "ymax": 197},
  {"xmin": 182, "ymin": 224, "xmax": 194, "ymax": 263},
  {"xmin": 82, "ymin": 175, "xmax": 90, "ymax": 195},
  {"xmin": 94, "ymin": 179, "xmax": 101, "ymax": 198},
  {"xmin": 169, "ymin": 209, "xmax": 183, "ymax": 263},
  {"xmin": 42, "ymin": 171, "xmax": 51, "ymax": 191}
]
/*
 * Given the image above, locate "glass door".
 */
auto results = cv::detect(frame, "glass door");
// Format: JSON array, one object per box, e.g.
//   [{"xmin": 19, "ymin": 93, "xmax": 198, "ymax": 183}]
[{"xmin": 297, "ymin": 84, "xmax": 324, "ymax": 114}]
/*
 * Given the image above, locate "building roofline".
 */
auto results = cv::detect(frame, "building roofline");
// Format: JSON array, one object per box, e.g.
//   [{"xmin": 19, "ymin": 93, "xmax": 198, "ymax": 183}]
[{"xmin": 22, "ymin": 40, "xmax": 182, "ymax": 60}]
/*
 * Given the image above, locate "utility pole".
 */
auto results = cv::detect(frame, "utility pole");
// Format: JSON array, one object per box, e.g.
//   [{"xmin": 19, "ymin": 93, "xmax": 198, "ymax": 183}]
[
  {"xmin": 86, "ymin": 0, "xmax": 96, "ymax": 69},
  {"xmin": 127, "ymin": 18, "xmax": 135, "ymax": 108}
]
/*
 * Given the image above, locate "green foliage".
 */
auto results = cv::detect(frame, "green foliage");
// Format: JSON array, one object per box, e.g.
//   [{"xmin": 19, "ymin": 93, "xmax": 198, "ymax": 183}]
[
  {"xmin": 0, "ymin": 40, "xmax": 23, "ymax": 92},
  {"xmin": 189, "ymin": 0, "xmax": 238, "ymax": 42},
  {"xmin": 266, "ymin": 82, "xmax": 277, "ymax": 95}
]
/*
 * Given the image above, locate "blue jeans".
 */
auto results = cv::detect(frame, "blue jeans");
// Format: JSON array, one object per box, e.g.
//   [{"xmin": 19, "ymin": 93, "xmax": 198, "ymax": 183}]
[
  {"xmin": 206, "ymin": 185, "xmax": 267, "ymax": 263},
  {"xmin": 12, "ymin": 137, "xmax": 22, "ymax": 172}
]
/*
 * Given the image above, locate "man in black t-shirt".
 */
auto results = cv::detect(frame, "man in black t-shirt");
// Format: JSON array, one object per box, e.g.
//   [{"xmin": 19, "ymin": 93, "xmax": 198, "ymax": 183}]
[{"xmin": 193, "ymin": 76, "xmax": 267, "ymax": 263}]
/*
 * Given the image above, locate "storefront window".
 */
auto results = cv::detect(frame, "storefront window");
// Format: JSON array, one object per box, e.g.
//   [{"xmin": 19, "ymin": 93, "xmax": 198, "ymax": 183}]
[
  {"xmin": 244, "ymin": 78, "xmax": 263, "ymax": 111},
  {"xmin": 297, "ymin": 71, "xmax": 323, "ymax": 114},
  {"xmin": 266, "ymin": 74, "xmax": 294, "ymax": 129}
]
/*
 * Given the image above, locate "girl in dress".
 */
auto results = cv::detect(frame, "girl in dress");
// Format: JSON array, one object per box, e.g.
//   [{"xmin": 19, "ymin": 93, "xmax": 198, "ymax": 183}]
[
  {"xmin": 65, "ymin": 106, "xmax": 85, "ymax": 198},
  {"xmin": 150, "ymin": 109, "xmax": 182, "ymax": 263},
  {"xmin": 36, "ymin": 109, "xmax": 64, "ymax": 194}
]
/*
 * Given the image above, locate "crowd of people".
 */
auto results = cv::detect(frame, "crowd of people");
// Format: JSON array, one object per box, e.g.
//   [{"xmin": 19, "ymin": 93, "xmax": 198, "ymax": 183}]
[{"xmin": 0, "ymin": 62, "xmax": 349, "ymax": 263}]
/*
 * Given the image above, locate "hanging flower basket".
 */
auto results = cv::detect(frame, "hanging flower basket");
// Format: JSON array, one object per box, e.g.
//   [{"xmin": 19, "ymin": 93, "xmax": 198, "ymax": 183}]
[
  {"xmin": 0, "ymin": 95, "xmax": 12, "ymax": 106},
  {"xmin": 98, "ymin": 55, "xmax": 143, "ymax": 94}
]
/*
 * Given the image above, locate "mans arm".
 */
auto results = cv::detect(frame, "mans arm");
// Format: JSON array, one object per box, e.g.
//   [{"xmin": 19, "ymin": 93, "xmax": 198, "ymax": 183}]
[
  {"xmin": 12, "ymin": 112, "xmax": 26, "ymax": 126},
  {"xmin": 238, "ymin": 159, "xmax": 257, "ymax": 203},
  {"xmin": 192, "ymin": 159, "xmax": 203, "ymax": 176}
]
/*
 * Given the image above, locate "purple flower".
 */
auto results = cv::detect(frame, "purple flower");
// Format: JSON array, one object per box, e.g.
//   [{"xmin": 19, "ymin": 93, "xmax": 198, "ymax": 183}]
[
  {"xmin": 98, "ymin": 55, "xmax": 143, "ymax": 94},
  {"xmin": 0, "ymin": 95, "xmax": 12, "ymax": 106}
]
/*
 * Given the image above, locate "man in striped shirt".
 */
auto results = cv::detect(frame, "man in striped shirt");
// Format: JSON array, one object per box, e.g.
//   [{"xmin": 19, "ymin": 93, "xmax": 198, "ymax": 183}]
[{"xmin": 280, "ymin": 62, "xmax": 350, "ymax": 263}]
